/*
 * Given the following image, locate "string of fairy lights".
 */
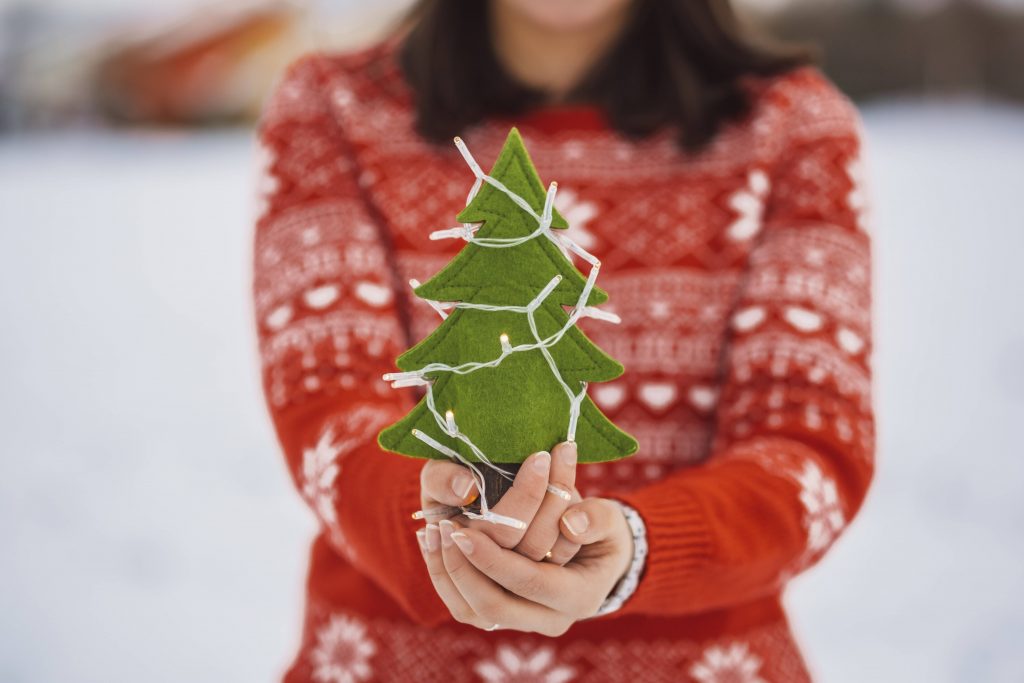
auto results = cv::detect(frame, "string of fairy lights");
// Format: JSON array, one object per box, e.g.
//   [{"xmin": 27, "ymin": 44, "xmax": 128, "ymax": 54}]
[{"xmin": 383, "ymin": 136, "xmax": 621, "ymax": 528}]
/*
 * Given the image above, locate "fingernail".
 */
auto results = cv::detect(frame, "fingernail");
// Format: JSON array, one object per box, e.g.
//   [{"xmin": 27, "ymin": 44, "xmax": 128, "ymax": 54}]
[
  {"xmin": 439, "ymin": 519, "xmax": 456, "ymax": 548},
  {"xmin": 415, "ymin": 529, "xmax": 427, "ymax": 553},
  {"xmin": 563, "ymin": 510, "xmax": 589, "ymax": 536},
  {"xmin": 425, "ymin": 524, "xmax": 440, "ymax": 552},
  {"xmin": 452, "ymin": 472, "xmax": 475, "ymax": 501},
  {"xmin": 450, "ymin": 532, "xmax": 474, "ymax": 555},
  {"xmin": 556, "ymin": 442, "xmax": 577, "ymax": 467},
  {"xmin": 532, "ymin": 451, "xmax": 551, "ymax": 473}
]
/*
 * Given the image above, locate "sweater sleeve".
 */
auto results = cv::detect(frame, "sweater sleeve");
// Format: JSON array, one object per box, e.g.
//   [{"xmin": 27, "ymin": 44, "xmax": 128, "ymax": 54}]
[
  {"xmin": 254, "ymin": 55, "xmax": 447, "ymax": 625},
  {"xmin": 614, "ymin": 84, "xmax": 875, "ymax": 616}
]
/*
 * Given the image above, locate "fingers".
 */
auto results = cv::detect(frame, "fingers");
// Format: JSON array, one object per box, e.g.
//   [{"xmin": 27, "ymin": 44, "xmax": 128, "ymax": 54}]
[
  {"xmin": 420, "ymin": 460, "xmax": 477, "ymax": 511},
  {"xmin": 468, "ymin": 451, "xmax": 551, "ymax": 549},
  {"xmin": 560, "ymin": 497, "xmax": 626, "ymax": 546},
  {"xmin": 446, "ymin": 524, "xmax": 601, "ymax": 620},
  {"xmin": 515, "ymin": 442, "xmax": 577, "ymax": 561},
  {"xmin": 544, "ymin": 486, "xmax": 583, "ymax": 565},
  {"xmin": 545, "ymin": 532, "xmax": 582, "ymax": 566},
  {"xmin": 439, "ymin": 519, "xmax": 573, "ymax": 637},
  {"xmin": 559, "ymin": 498, "xmax": 633, "ymax": 583},
  {"xmin": 416, "ymin": 523, "xmax": 489, "ymax": 629}
]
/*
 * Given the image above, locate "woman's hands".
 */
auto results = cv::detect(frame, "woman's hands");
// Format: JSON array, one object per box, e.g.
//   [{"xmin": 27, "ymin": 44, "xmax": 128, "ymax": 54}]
[
  {"xmin": 416, "ymin": 443, "xmax": 635, "ymax": 636},
  {"xmin": 418, "ymin": 443, "xmax": 582, "ymax": 564}
]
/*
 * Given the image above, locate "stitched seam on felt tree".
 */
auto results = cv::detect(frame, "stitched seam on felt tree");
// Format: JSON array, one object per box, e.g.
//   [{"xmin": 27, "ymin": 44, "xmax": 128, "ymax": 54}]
[
  {"xmin": 384, "ymin": 396, "xmax": 629, "ymax": 463},
  {"xmin": 416, "ymin": 134, "xmax": 607, "ymax": 308},
  {"xmin": 394, "ymin": 305, "xmax": 621, "ymax": 379},
  {"xmin": 378, "ymin": 128, "xmax": 638, "ymax": 464}
]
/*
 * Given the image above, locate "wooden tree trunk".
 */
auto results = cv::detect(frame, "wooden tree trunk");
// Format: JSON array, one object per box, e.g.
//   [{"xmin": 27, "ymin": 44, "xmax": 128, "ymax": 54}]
[{"xmin": 464, "ymin": 462, "xmax": 520, "ymax": 515}]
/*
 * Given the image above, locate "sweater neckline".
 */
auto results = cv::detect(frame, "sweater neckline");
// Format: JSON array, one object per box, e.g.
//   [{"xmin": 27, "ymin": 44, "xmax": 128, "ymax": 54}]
[{"xmin": 500, "ymin": 104, "xmax": 609, "ymax": 135}]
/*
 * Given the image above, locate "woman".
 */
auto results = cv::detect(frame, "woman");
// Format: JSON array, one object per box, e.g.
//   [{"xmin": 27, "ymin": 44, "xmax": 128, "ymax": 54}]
[{"xmin": 254, "ymin": 0, "xmax": 874, "ymax": 680}]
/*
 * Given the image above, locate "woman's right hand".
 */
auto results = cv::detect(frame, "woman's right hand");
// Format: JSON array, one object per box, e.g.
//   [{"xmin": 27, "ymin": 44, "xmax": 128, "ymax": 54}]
[{"xmin": 419, "ymin": 442, "xmax": 582, "ymax": 565}]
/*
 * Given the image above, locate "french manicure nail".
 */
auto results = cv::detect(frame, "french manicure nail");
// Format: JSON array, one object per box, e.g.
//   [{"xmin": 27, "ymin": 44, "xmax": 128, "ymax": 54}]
[
  {"xmin": 451, "ymin": 532, "xmax": 474, "ymax": 555},
  {"xmin": 452, "ymin": 472, "xmax": 475, "ymax": 501},
  {"xmin": 439, "ymin": 519, "xmax": 456, "ymax": 548},
  {"xmin": 557, "ymin": 442, "xmax": 577, "ymax": 467},
  {"xmin": 563, "ymin": 510, "xmax": 589, "ymax": 536},
  {"xmin": 415, "ymin": 529, "xmax": 427, "ymax": 553},
  {"xmin": 425, "ymin": 524, "xmax": 440, "ymax": 552},
  {"xmin": 532, "ymin": 451, "xmax": 551, "ymax": 473}
]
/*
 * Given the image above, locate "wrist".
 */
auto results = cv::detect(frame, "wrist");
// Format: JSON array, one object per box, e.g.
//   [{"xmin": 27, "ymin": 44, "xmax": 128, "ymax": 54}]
[{"xmin": 593, "ymin": 500, "xmax": 647, "ymax": 618}]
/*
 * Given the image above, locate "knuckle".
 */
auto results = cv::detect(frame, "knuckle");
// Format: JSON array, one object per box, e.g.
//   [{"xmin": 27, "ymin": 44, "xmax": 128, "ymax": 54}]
[
  {"xmin": 511, "ymin": 573, "xmax": 545, "ymax": 601},
  {"xmin": 420, "ymin": 461, "xmax": 440, "ymax": 487},
  {"xmin": 472, "ymin": 554, "xmax": 501, "ymax": 577},
  {"xmin": 563, "ymin": 544, "xmax": 583, "ymax": 561},
  {"xmin": 540, "ymin": 620, "xmax": 572, "ymax": 638},
  {"xmin": 514, "ymin": 538, "xmax": 549, "ymax": 562},
  {"xmin": 594, "ymin": 497, "xmax": 619, "ymax": 521},
  {"xmin": 450, "ymin": 606, "xmax": 475, "ymax": 625},
  {"xmin": 445, "ymin": 561, "xmax": 470, "ymax": 582},
  {"xmin": 577, "ymin": 595, "xmax": 604, "ymax": 619},
  {"xmin": 564, "ymin": 593, "xmax": 594, "ymax": 619},
  {"xmin": 473, "ymin": 600, "xmax": 503, "ymax": 625},
  {"xmin": 514, "ymin": 477, "xmax": 547, "ymax": 504},
  {"xmin": 549, "ymin": 549, "xmax": 574, "ymax": 566},
  {"xmin": 426, "ymin": 563, "xmax": 449, "ymax": 582},
  {"xmin": 488, "ymin": 527, "xmax": 520, "ymax": 550}
]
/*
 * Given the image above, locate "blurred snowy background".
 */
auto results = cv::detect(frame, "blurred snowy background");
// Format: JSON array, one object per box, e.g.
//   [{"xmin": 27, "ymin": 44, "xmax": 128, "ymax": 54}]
[{"xmin": 1, "ymin": 1, "xmax": 1023, "ymax": 682}]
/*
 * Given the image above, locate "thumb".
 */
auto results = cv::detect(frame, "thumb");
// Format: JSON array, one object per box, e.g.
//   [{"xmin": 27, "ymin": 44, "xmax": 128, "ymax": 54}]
[
  {"xmin": 420, "ymin": 460, "xmax": 478, "ymax": 508},
  {"xmin": 559, "ymin": 498, "xmax": 623, "ymax": 545}
]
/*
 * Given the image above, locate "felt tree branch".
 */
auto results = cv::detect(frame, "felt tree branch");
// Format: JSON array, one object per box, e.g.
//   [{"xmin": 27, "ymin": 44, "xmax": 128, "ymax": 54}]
[{"xmin": 378, "ymin": 128, "xmax": 637, "ymax": 523}]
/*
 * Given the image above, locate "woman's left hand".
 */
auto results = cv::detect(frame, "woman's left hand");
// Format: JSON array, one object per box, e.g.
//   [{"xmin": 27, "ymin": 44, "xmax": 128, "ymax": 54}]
[{"xmin": 417, "ymin": 497, "xmax": 634, "ymax": 636}]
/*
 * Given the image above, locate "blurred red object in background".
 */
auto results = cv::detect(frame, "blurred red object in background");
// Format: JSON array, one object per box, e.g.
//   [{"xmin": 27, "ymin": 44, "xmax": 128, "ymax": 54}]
[{"xmin": 94, "ymin": 1, "xmax": 308, "ymax": 125}]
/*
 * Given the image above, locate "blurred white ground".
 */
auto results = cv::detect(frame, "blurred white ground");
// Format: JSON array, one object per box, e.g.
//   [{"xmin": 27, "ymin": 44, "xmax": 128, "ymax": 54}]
[{"xmin": 1, "ymin": 101, "xmax": 1023, "ymax": 682}]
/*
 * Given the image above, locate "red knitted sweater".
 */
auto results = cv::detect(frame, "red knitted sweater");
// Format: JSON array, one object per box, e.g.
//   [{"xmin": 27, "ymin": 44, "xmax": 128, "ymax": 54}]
[{"xmin": 254, "ymin": 41, "xmax": 874, "ymax": 683}]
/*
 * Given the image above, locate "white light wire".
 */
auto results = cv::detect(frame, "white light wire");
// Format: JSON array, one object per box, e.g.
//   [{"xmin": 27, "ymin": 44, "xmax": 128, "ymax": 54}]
[{"xmin": 384, "ymin": 136, "xmax": 619, "ymax": 527}]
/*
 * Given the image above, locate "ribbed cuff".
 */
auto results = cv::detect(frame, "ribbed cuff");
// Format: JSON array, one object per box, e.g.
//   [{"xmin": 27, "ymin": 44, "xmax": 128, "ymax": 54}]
[{"xmin": 612, "ymin": 484, "xmax": 713, "ymax": 616}]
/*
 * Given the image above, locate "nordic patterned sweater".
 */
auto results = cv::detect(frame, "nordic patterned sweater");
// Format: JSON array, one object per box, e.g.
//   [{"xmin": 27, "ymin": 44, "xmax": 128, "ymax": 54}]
[{"xmin": 254, "ymin": 41, "xmax": 874, "ymax": 683}]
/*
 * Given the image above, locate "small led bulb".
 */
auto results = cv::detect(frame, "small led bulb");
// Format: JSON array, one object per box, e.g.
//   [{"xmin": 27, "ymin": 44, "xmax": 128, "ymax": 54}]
[
  {"xmin": 445, "ymin": 409, "xmax": 457, "ymax": 434},
  {"xmin": 499, "ymin": 333, "xmax": 512, "ymax": 353}
]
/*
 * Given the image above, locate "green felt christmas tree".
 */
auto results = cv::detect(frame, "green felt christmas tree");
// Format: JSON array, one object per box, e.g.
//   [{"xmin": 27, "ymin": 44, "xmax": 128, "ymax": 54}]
[{"xmin": 378, "ymin": 128, "xmax": 637, "ymax": 474}]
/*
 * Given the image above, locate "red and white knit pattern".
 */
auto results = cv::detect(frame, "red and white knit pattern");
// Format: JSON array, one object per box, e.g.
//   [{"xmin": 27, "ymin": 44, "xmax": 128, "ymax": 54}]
[{"xmin": 254, "ymin": 42, "xmax": 874, "ymax": 682}]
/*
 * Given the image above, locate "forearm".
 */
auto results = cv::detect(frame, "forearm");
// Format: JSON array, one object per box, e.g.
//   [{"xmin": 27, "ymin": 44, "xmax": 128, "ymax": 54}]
[
  {"xmin": 611, "ymin": 430, "xmax": 871, "ymax": 617},
  {"xmin": 255, "ymin": 53, "xmax": 451, "ymax": 624},
  {"xmin": 270, "ymin": 390, "xmax": 451, "ymax": 625}
]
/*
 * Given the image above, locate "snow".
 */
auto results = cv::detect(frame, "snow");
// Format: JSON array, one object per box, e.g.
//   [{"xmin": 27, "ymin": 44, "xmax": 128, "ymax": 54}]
[
  {"xmin": 1, "ymin": 101, "xmax": 1023, "ymax": 682},
  {"xmin": 786, "ymin": 100, "xmax": 1024, "ymax": 683},
  {"xmin": 0, "ymin": 130, "xmax": 314, "ymax": 682}
]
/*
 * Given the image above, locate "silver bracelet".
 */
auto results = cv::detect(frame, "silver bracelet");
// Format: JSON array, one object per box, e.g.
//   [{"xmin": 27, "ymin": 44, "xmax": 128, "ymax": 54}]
[{"xmin": 593, "ymin": 501, "xmax": 648, "ymax": 617}]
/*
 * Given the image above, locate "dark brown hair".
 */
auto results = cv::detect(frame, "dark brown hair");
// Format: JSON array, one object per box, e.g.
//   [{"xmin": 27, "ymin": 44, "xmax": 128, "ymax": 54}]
[{"xmin": 398, "ymin": 0, "xmax": 812, "ymax": 152}]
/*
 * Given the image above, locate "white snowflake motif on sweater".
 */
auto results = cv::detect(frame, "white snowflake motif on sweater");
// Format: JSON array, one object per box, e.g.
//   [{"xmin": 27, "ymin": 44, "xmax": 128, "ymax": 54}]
[
  {"xmin": 254, "ymin": 140, "xmax": 278, "ymax": 218},
  {"xmin": 310, "ymin": 614, "xmax": 376, "ymax": 683},
  {"xmin": 474, "ymin": 644, "xmax": 576, "ymax": 683},
  {"xmin": 725, "ymin": 169, "xmax": 770, "ymax": 242},
  {"xmin": 794, "ymin": 460, "xmax": 845, "ymax": 554},
  {"xmin": 300, "ymin": 407, "xmax": 397, "ymax": 552},
  {"xmin": 554, "ymin": 186, "xmax": 598, "ymax": 257},
  {"xmin": 301, "ymin": 428, "xmax": 344, "ymax": 526},
  {"xmin": 689, "ymin": 641, "xmax": 766, "ymax": 683},
  {"xmin": 845, "ymin": 155, "xmax": 870, "ymax": 233}
]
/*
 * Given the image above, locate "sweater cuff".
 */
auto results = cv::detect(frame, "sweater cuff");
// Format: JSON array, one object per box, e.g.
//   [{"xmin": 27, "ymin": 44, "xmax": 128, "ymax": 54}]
[{"xmin": 612, "ymin": 484, "xmax": 713, "ymax": 616}]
